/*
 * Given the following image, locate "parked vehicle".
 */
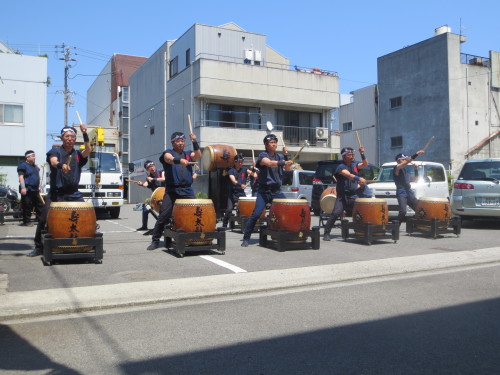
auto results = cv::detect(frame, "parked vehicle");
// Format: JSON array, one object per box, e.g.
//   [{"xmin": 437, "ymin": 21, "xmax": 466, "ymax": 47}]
[
  {"xmin": 369, "ymin": 161, "xmax": 449, "ymax": 216},
  {"xmin": 451, "ymin": 158, "xmax": 500, "ymax": 219},
  {"xmin": 311, "ymin": 160, "xmax": 379, "ymax": 216},
  {"xmin": 282, "ymin": 169, "xmax": 315, "ymax": 204},
  {"xmin": 0, "ymin": 185, "xmax": 20, "ymax": 214}
]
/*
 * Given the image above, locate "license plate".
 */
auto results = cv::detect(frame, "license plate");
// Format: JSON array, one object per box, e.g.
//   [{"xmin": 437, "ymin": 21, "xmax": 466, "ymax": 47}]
[
  {"xmin": 86, "ymin": 184, "xmax": 99, "ymax": 189},
  {"xmin": 481, "ymin": 197, "xmax": 500, "ymax": 206}
]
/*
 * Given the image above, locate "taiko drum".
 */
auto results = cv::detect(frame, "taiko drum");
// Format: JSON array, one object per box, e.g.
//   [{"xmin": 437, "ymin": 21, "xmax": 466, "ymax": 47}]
[
  {"xmin": 172, "ymin": 199, "xmax": 216, "ymax": 246},
  {"xmin": 150, "ymin": 187, "xmax": 165, "ymax": 214},
  {"xmin": 269, "ymin": 199, "xmax": 311, "ymax": 242},
  {"xmin": 352, "ymin": 198, "xmax": 388, "ymax": 236},
  {"xmin": 202, "ymin": 144, "xmax": 237, "ymax": 171},
  {"xmin": 47, "ymin": 201, "xmax": 96, "ymax": 239},
  {"xmin": 415, "ymin": 197, "xmax": 451, "ymax": 230},
  {"xmin": 238, "ymin": 196, "xmax": 265, "ymax": 218},
  {"xmin": 320, "ymin": 187, "xmax": 337, "ymax": 214}
]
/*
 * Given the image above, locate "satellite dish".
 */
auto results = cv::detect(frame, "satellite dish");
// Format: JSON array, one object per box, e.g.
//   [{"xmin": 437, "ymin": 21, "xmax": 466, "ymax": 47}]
[{"xmin": 266, "ymin": 121, "xmax": 273, "ymax": 131}]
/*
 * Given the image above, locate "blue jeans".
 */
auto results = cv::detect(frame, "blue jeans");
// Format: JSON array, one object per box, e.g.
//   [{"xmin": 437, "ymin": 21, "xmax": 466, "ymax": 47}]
[
  {"xmin": 243, "ymin": 190, "xmax": 285, "ymax": 240},
  {"xmin": 396, "ymin": 188, "xmax": 417, "ymax": 222}
]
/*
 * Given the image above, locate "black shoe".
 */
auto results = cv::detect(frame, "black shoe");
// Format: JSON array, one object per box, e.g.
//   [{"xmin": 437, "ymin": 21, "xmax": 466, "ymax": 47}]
[
  {"xmin": 136, "ymin": 226, "xmax": 148, "ymax": 231},
  {"xmin": 147, "ymin": 241, "xmax": 160, "ymax": 251},
  {"xmin": 27, "ymin": 248, "xmax": 42, "ymax": 257},
  {"xmin": 241, "ymin": 239, "xmax": 249, "ymax": 247},
  {"xmin": 323, "ymin": 233, "xmax": 331, "ymax": 241}
]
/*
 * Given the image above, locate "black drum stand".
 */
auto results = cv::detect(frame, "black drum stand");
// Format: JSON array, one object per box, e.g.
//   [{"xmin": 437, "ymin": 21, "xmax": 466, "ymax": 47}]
[
  {"xmin": 341, "ymin": 219, "xmax": 400, "ymax": 245},
  {"xmin": 258, "ymin": 225, "xmax": 321, "ymax": 252},
  {"xmin": 228, "ymin": 215, "xmax": 267, "ymax": 232},
  {"xmin": 41, "ymin": 231, "xmax": 104, "ymax": 266},
  {"xmin": 406, "ymin": 216, "xmax": 461, "ymax": 238},
  {"xmin": 163, "ymin": 225, "xmax": 226, "ymax": 257}
]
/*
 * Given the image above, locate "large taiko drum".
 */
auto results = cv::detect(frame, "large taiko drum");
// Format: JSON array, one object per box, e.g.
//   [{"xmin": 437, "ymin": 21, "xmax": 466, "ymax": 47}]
[
  {"xmin": 237, "ymin": 196, "xmax": 265, "ymax": 218},
  {"xmin": 320, "ymin": 187, "xmax": 337, "ymax": 214},
  {"xmin": 47, "ymin": 202, "xmax": 97, "ymax": 253},
  {"xmin": 172, "ymin": 199, "xmax": 216, "ymax": 245},
  {"xmin": 269, "ymin": 199, "xmax": 311, "ymax": 242},
  {"xmin": 415, "ymin": 197, "xmax": 451, "ymax": 230},
  {"xmin": 352, "ymin": 198, "xmax": 388, "ymax": 236},
  {"xmin": 202, "ymin": 144, "xmax": 237, "ymax": 172},
  {"xmin": 150, "ymin": 187, "xmax": 165, "ymax": 214}
]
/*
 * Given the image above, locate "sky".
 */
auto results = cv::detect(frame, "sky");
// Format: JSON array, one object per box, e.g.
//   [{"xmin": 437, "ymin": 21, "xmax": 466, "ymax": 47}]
[{"xmin": 2, "ymin": 0, "xmax": 500, "ymax": 150}]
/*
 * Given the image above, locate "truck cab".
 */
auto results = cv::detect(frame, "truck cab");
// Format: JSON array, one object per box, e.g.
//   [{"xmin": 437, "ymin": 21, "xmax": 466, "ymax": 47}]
[{"xmin": 369, "ymin": 161, "xmax": 449, "ymax": 216}]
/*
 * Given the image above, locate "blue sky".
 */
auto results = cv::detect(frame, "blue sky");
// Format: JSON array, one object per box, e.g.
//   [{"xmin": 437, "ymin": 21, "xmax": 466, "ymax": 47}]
[{"xmin": 2, "ymin": 0, "xmax": 499, "ymax": 149}]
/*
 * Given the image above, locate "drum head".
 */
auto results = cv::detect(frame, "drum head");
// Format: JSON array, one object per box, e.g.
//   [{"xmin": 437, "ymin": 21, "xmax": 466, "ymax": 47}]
[
  {"xmin": 201, "ymin": 146, "xmax": 214, "ymax": 171},
  {"xmin": 320, "ymin": 194, "xmax": 336, "ymax": 213}
]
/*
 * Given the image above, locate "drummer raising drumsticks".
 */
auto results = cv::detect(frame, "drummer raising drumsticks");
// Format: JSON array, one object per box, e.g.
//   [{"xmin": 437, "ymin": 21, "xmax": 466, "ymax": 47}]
[
  {"xmin": 146, "ymin": 131, "xmax": 201, "ymax": 251},
  {"xmin": 30, "ymin": 123, "xmax": 92, "ymax": 257},
  {"xmin": 135, "ymin": 160, "xmax": 165, "ymax": 232},
  {"xmin": 323, "ymin": 145, "xmax": 368, "ymax": 242}
]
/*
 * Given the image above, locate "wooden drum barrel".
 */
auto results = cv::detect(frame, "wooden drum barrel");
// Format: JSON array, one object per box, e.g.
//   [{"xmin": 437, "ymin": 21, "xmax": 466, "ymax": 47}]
[
  {"xmin": 172, "ymin": 199, "xmax": 216, "ymax": 245},
  {"xmin": 415, "ymin": 197, "xmax": 451, "ymax": 230},
  {"xmin": 237, "ymin": 197, "xmax": 265, "ymax": 218},
  {"xmin": 150, "ymin": 187, "xmax": 165, "ymax": 214},
  {"xmin": 352, "ymin": 198, "xmax": 388, "ymax": 236},
  {"xmin": 320, "ymin": 187, "xmax": 337, "ymax": 214},
  {"xmin": 269, "ymin": 199, "xmax": 311, "ymax": 242},
  {"xmin": 47, "ymin": 201, "xmax": 97, "ymax": 253},
  {"xmin": 202, "ymin": 144, "xmax": 237, "ymax": 172}
]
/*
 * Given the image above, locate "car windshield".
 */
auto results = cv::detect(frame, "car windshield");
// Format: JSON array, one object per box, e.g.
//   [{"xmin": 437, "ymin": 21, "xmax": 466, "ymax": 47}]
[
  {"xmin": 457, "ymin": 161, "xmax": 500, "ymax": 181},
  {"xmin": 282, "ymin": 172, "xmax": 293, "ymax": 186},
  {"xmin": 376, "ymin": 165, "xmax": 417, "ymax": 182},
  {"xmin": 82, "ymin": 152, "xmax": 120, "ymax": 172}
]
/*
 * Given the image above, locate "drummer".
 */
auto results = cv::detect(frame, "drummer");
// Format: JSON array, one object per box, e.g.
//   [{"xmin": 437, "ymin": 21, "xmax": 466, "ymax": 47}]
[
  {"xmin": 30, "ymin": 124, "xmax": 92, "ymax": 257},
  {"xmin": 146, "ymin": 131, "xmax": 201, "ymax": 251},
  {"xmin": 136, "ymin": 160, "xmax": 165, "ymax": 231},
  {"xmin": 394, "ymin": 150, "xmax": 425, "ymax": 224},
  {"xmin": 222, "ymin": 154, "xmax": 248, "ymax": 228},
  {"xmin": 241, "ymin": 134, "xmax": 293, "ymax": 247},
  {"xmin": 323, "ymin": 146, "xmax": 368, "ymax": 241}
]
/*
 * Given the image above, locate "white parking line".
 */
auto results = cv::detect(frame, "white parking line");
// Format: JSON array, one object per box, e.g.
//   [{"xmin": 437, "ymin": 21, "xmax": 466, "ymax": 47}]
[
  {"xmin": 199, "ymin": 255, "xmax": 247, "ymax": 273},
  {"xmin": 105, "ymin": 220, "xmax": 138, "ymax": 232}
]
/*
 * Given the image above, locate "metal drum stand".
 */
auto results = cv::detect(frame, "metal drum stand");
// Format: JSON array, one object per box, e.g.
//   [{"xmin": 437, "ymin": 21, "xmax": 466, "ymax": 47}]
[{"xmin": 340, "ymin": 219, "xmax": 400, "ymax": 245}]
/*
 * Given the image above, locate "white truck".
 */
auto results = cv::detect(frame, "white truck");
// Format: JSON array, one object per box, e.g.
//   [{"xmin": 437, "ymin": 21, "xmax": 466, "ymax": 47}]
[
  {"xmin": 368, "ymin": 161, "xmax": 449, "ymax": 216},
  {"xmin": 78, "ymin": 127, "xmax": 124, "ymax": 218}
]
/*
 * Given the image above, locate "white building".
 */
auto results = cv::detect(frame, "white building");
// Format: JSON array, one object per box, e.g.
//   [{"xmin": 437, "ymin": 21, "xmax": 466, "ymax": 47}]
[{"xmin": 0, "ymin": 41, "xmax": 47, "ymax": 189}]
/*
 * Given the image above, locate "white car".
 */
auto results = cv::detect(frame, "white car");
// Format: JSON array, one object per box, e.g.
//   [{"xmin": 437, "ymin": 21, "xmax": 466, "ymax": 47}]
[{"xmin": 369, "ymin": 161, "xmax": 450, "ymax": 216}]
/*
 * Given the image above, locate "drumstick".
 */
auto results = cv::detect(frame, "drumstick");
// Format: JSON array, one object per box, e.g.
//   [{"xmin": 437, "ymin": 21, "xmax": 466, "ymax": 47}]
[
  {"xmin": 355, "ymin": 130, "xmax": 362, "ymax": 147},
  {"xmin": 251, "ymin": 149, "xmax": 255, "ymax": 164},
  {"xmin": 126, "ymin": 179, "xmax": 143, "ymax": 185},
  {"xmin": 188, "ymin": 114, "xmax": 193, "ymax": 135},
  {"xmin": 187, "ymin": 161, "xmax": 198, "ymax": 165},
  {"xmin": 65, "ymin": 154, "xmax": 72, "ymax": 171},
  {"xmin": 279, "ymin": 134, "xmax": 286, "ymax": 148},
  {"xmin": 422, "ymin": 136, "xmax": 435, "ymax": 151},
  {"xmin": 76, "ymin": 111, "xmax": 83, "ymax": 125}
]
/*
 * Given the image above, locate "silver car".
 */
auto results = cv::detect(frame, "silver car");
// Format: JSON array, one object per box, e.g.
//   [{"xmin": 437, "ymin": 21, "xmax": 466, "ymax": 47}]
[
  {"xmin": 451, "ymin": 158, "xmax": 500, "ymax": 219},
  {"xmin": 282, "ymin": 170, "xmax": 315, "ymax": 205}
]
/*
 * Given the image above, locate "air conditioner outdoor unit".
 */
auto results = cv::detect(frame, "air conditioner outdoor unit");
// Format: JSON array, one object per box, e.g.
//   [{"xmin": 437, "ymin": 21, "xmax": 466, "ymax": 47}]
[{"xmin": 315, "ymin": 127, "xmax": 328, "ymax": 139}]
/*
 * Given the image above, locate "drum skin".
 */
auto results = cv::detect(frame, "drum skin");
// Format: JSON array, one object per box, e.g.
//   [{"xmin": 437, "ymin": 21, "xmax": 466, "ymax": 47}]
[
  {"xmin": 320, "ymin": 187, "xmax": 337, "ymax": 213},
  {"xmin": 150, "ymin": 187, "xmax": 165, "ymax": 214},
  {"xmin": 47, "ymin": 201, "xmax": 96, "ymax": 239},
  {"xmin": 415, "ymin": 197, "xmax": 451, "ymax": 229},
  {"xmin": 269, "ymin": 199, "xmax": 311, "ymax": 242},
  {"xmin": 173, "ymin": 199, "xmax": 216, "ymax": 245},
  {"xmin": 202, "ymin": 144, "xmax": 237, "ymax": 171},
  {"xmin": 238, "ymin": 197, "xmax": 265, "ymax": 218},
  {"xmin": 352, "ymin": 198, "xmax": 388, "ymax": 236}
]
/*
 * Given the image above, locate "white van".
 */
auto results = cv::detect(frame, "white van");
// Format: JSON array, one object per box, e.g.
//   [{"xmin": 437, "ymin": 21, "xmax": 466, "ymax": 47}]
[{"xmin": 369, "ymin": 161, "xmax": 449, "ymax": 216}]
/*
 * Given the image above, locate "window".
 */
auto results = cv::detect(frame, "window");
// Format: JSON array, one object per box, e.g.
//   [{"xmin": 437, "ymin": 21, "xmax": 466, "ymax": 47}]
[
  {"xmin": 425, "ymin": 166, "xmax": 445, "ymax": 182},
  {"xmin": 390, "ymin": 96, "xmax": 402, "ymax": 108},
  {"xmin": 342, "ymin": 122, "xmax": 352, "ymax": 131},
  {"xmin": 150, "ymin": 126, "xmax": 155, "ymax": 135},
  {"xmin": 121, "ymin": 87, "xmax": 129, "ymax": 102},
  {"xmin": 122, "ymin": 106, "xmax": 129, "ymax": 117},
  {"xmin": 169, "ymin": 56, "xmax": 178, "ymax": 78},
  {"xmin": 186, "ymin": 49, "xmax": 191, "ymax": 67},
  {"xmin": 121, "ymin": 118, "xmax": 129, "ymax": 134},
  {"xmin": 0, "ymin": 104, "xmax": 24, "ymax": 125},
  {"xmin": 391, "ymin": 136, "xmax": 403, "ymax": 148},
  {"xmin": 276, "ymin": 109, "xmax": 322, "ymax": 145},
  {"xmin": 205, "ymin": 104, "xmax": 261, "ymax": 129}
]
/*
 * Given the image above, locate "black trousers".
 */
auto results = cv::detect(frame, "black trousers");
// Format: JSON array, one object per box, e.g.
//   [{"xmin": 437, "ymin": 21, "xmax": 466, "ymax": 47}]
[
  {"xmin": 324, "ymin": 195, "xmax": 356, "ymax": 234},
  {"xmin": 21, "ymin": 190, "xmax": 44, "ymax": 224}
]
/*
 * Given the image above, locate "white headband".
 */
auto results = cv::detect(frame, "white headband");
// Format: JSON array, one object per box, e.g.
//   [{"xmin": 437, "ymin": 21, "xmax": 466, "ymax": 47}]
[
  {"xmin": 61, "ymin": 128, "xmax": 76, "ymax": 136},
  {"xmin": 25, "ymin": 153, "xmax": 35, "ymax": 157}
]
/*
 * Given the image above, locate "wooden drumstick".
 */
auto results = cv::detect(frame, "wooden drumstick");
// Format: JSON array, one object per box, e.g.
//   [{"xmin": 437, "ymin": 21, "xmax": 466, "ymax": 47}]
[
  {"xmin": 422, "ymin": 136, "xmax": 435, "ymax": 151},
  {"xmin": 279, "ymin": 134, "xmax": 286, "ymax": 148},
  {"xmin": 355, "ymin": 130, "xmax": 362, "ymax": 147},
  {"xmin": 76, "ymin": 111, "xmax": 83, "ymax": 125},
  {"xmin": 251, "ymin": 149, "xmax": 255, "ymax": 164},
  {"xmin": 188, "ymin": 114, "xmax": 193, "ymax": 135},
  {"xmin": 187, "ymin": 161, "xmax": 198, "ymax": 165},
  {"xmin": 126, "ymin": 179, "xmax": 143, "ymax": 185}
]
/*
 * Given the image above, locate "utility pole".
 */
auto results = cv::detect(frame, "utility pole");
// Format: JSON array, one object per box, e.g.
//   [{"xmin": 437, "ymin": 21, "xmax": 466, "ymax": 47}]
[{"xmin": 56, "ymin": 43, "xmax": 76, "ymax": 128}]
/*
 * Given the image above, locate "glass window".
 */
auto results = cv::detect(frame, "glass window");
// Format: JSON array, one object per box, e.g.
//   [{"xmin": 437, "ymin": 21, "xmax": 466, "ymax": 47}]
[
  {"xmin": 186, "ymin": 48, "xmax": 191, "ymax": 67},
  {"xmin": 121, "ymin": 118, "xmax": 129, "ymax": 134},
  {"xmin": 391, "ymin": 136, "xmax": 403, "ymax": 148},
  {"xmin": 0, "ymin": 104, "xmax": 24, "ymax": 124},
  {"xmin": 299, "ymin": 173, "xmax": 314, "ymax": 185},
  {"xmin": 122, "ymin": 87, "xmax": 129, "ymax": 102},
  {"xmin": 122, "ymin": 106, "xmax": 129, "ymax": 117},
  {"xmin": 169, "ymin": 56, "xmax": 178, "ymax": 78},
  {"xmin": 122, "ymin": 138, "xmax": 129, "ymax": 152},
  {"xmin": 390, "ymin": 96, "xmax": 402, "ymax": 108},
  {"xmin": 425, "ymin": 166, "xmax": 445, "ymax": 182},
  {"xmin": 342, "ymin": 122, "xmax": 352, "ymax": 131},
  {"xmin": 276, "ymin": 109, "xmax": 321, "ymax": 145},
  {"xmin": 205, "ymin": 103, "xmax": 261, "ymax": 129},
  {"xmin": 458, "ymin": 161, "xmax": 500, "ymax": 180}
]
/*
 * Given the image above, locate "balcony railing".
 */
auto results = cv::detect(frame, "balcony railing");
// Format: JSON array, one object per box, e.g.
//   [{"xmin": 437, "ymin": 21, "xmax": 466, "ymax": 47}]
[{"xmin": 461, "ymin": 53, "xmax": 490, "ymax": 67}]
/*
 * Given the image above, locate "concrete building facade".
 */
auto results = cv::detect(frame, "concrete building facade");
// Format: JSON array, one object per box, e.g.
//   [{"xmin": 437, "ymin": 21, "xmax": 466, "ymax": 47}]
[{"xmin": 0, "ymin": 41, "xmax": 47, "ymax": 189}]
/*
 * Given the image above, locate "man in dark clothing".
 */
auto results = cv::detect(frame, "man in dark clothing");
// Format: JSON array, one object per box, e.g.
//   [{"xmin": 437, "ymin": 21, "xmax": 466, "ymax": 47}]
[
  {"xmin": 147, "ymin": 131, "xmax": 201, "ymax": 250},
  {"xmin": 136, "ymin": 160, "xmax": 165, "ymax": 231},
  {"xmin": 17, "ymin": 150, "xmax": 44, "ymax": 226},
  {"xmin": 30, "ymin": 124, "xmax": 91, "ymax": 257},
  {"xmin": 241, "ymin": 134, "xmax": 293, "ymax": 247},
  {"xmin": 323, "ymin": 146, "xmax": 368, "ymax": 241},
  {"xmin": 222, "ymin": 154, "xmax": 248, "ymax": 228},
  {"xmin": 394, "ymin": 150, "xmax": 425, "ymax": 223}
]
